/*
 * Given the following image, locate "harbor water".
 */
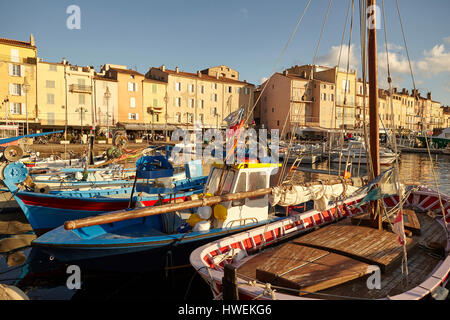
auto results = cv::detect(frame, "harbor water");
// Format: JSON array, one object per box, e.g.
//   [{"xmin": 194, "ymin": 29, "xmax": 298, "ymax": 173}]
[{"xmin": 0, "ymin": 152, "xmax": 449, "ymax": 300}]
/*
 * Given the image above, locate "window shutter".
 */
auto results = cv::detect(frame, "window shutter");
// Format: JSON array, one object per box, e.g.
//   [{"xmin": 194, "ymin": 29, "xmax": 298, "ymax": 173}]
[
  {"xmin": 20, "ymin": 103, "xmax": 25, "ymax": 114},
  {"xmin": 8, "ymin": 64, "xmax": 13, "ymax": 76},
  {"xmin": 9, "ymin": 84, "xmax": 13, "ymax": 95},
  {"xmin": 136, "ymin": 113, "xmax": 139, "ymax": 120},
  {"xmin": 20, "ymin": 65, "xmax": 25, "ymax": 77}
]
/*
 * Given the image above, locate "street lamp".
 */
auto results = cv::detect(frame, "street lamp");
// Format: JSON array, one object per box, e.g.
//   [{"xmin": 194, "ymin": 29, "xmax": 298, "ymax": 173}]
[
  {"xmin": 104, "ymin": 86, "xmax": 111, "ymax": 140},
  {"xmin": 75, "ymin": 106, "xmax": 88, "ymax": 141},
  {"xmin": 23, "ymin": 78, "xmax": 30, "ymax": 135}
]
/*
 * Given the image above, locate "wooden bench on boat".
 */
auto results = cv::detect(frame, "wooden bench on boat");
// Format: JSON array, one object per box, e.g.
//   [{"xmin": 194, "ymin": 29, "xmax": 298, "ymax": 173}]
[
  {"xmin": 238, "ymin": 222, "xmax": 418, "ymax": 296},
  {"xmin": 294, "ymin": 224, "xmax": 417, "ymax": 273}
]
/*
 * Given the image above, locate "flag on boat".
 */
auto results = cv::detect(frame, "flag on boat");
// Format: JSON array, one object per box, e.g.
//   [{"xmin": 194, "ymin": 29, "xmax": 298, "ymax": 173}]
[
  {"xmin": 224, "ymin": 108, "xmax": 244, "ymax": 130},
  {"xmin": 393, "ymin": 210, "xmax": 406, "ymax": 245}
]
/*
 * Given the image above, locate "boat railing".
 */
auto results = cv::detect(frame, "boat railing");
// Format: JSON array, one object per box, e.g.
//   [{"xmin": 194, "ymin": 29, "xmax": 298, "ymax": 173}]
[{"xmin": 224, "ymin": 217, "xmax": 259, "ymax": 229}]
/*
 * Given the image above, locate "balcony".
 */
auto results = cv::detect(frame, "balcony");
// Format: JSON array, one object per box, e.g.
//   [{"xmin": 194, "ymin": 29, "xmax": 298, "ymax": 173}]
[{"xmin": 69, "ymin": 84, "xmax": 92, "ymax": 94}]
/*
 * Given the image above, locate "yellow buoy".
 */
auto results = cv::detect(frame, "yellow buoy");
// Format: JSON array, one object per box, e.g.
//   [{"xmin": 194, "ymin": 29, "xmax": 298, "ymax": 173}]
[
  {"xmin": 213, "ymin": 204, "xmax": 228, "ymax": 221},
  {"xmin": 187, "ymin": 213, "xmax": 204, "ymax": 227}
]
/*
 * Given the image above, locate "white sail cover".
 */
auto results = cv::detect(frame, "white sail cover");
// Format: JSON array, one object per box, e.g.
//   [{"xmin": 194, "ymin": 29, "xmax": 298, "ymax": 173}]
[{"xmin": 270, "ymin": 183, "xmax": 359, "ymax": 211}]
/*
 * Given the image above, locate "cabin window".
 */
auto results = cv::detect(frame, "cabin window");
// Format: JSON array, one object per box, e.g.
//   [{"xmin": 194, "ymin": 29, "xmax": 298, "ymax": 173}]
[
  {"xmin": 206, "ymin": 168, "xmax": 223, "ymax": 195},
  {"xmin": 248, "ymin": 172, "xmax": 266, "ymax": 191},
  {"xmin": 232, "ymin": 172, "xmax": 247, "ymax": 207},
  {"xmin": 220, "ymin": 171, "xmax": 235, "ymax": 195}
]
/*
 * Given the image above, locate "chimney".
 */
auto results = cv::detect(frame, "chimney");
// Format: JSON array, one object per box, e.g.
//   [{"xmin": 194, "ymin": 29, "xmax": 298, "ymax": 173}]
[
  {"xmin": 427, "ymin": 92, "xmax": 432, "ymax": 100},
  {"xmin": 160, "ymin": 65, "xmax": 165, "ymax": 72},
  {"xmin": 175, "ymin": 67, "xmax": 179, "ymax": 73},
  {"xmin": 197, "ymin": 71, "xmax": 202, "ymax": 77},
  {"xmin": 30, "ymin": 34, "xmax": 35, "ymax": 46},
  {"xmin": 216, "ymin": 73, "xmax": 219, "ymax": 79},
  {"xmin": 62, "ymin": 58, "xmax": 66, "ymax": 65},
  {"xmin": 283, "ymin": 70, "xmax": 288, "ymax": 76}
]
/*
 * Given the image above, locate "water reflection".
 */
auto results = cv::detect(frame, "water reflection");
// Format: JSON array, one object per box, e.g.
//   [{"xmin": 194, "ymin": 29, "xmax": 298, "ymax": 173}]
[{"xmin": 0, "ymin": 153, "xmax": 449, "ymax": 299}]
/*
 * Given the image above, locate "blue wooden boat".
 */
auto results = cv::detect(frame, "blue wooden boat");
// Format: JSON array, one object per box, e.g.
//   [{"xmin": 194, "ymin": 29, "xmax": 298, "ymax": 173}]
[
  {"xmin": 31, "ymin": 163, "xmax": 284, "ymax": 271},
  {"xmin": 1, "ymin": 155, "xmax": 207, "ymax": 235}
]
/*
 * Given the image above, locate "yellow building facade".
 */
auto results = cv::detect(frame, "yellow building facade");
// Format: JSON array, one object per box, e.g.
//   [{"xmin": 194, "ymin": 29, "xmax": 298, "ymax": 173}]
[
  {"xmin": 146, "ymin": 65, "xmax": 254, "ymax": 130},
  {"xmin": 142, "ymin": 78, "xmax": 167, "ymax": 130},
  {"xmin": 37, "ymin": 60, "xmax": 66, "ymax": 127},
  {"xmin": 0, "ymin": 35, "xmax": 37, "ymax": 134}
]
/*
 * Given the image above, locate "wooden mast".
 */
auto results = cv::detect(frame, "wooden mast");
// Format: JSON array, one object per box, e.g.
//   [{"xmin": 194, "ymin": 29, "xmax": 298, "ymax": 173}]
[{"xmin": 367, "ymin": 0, "xmax": 382, "ymax": 229}]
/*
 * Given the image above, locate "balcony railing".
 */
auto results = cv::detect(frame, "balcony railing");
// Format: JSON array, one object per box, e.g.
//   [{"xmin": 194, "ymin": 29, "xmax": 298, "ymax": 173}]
[
  {"xmin": 0, "ymin": 54, "xmax": 37, "ymax": 65},
  {"xmin": 69, "ymin": 84, "xmax": 92, "ymax": 93}
]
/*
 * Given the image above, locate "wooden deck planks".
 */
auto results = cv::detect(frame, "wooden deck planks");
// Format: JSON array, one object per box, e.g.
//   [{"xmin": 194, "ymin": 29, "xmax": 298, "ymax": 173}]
[
  {"xmin": 292, "ymin": 224, "xmax": 417, "ymax": 272},
  {"xmin": 254, "ymin": 243, "xmax": 371, "ymax": 295},
  {"xmin": 351, "ymin": 209, "xmax": 421, "ymax": 235}
]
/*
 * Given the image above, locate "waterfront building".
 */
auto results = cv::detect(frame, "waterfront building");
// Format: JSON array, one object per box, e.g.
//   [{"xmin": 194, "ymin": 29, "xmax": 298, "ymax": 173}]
[
  {"xmin": 93, "ymin": 73, "xmax": 118, "ymax": 131},
  {"xmin": 101, "ymin": 64, "xmax": 145, "ymax": 131},
  {"xmin": 142, "ymin": 78, "xmax": 167, "ymax": 133},
  {"xmin": 145, "ymin": 65, "xmax": 254, "ymax": 132},
  {"xmin": 0, "ymin": 35, "xmax": 37, "ymax": 135},
  {"xmin": 36, "ymin": 59, "xmax": 66, "ymax": 129}
]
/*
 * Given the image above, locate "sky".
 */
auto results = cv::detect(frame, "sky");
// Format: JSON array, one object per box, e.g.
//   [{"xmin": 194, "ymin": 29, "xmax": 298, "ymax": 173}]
[{"xmin": 1, "ymin": 0, "xmax": 449, "ymax": 106}]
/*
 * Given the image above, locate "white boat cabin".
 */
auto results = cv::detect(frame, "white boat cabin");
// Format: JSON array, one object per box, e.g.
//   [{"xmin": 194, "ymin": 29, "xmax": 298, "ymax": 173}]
[{"xmin": 202, "ymin": 163, "xmax": 280, "ymax": 229}]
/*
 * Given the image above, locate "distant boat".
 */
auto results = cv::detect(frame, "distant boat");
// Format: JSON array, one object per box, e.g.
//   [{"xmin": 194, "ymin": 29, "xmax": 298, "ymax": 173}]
[
  {"xmin": 417, "ymin": 127, "xmax": 450, "ymax": 149},
  {"xmin": 1, "ymin": 155, "xmax": 207, "ymax": 235},
  {"xmin": 330, "ymin": 140, "xmax": 398, "ymax": 166}
]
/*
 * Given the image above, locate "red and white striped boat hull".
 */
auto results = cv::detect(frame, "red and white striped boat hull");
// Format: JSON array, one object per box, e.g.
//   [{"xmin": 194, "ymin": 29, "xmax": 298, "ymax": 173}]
[{"xmin": 190, "ymin": 186, "xmax": 450, "ymax": 300}]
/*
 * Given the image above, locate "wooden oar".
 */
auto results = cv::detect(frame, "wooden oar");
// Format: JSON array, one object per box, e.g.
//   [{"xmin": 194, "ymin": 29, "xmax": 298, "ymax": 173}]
[
  {"xmin": 64, "ymin": 177, "xmax": 362, "ymax": 231},
  {"xmin": 64, "ymin": 188, "xmax": 273, "ymax": 230}
]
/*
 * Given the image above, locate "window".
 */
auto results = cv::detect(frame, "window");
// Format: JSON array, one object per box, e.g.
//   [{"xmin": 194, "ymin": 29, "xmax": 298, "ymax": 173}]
[
  {"xmin": 342, "ymin": 80, "xmax": 351, "ymax": 93},
  {"xmin": 244, "ymin": 88, "xmax": 250, "ymax": 95},
  {"xmin": 321, "ymin": 93, "xmax": 327, "ymax": 101},
  {"xmin": 174, "ymin": 97, "xmax": 181, "ymax": 107},
  {"xmin": 212, "ymin": 93, "xmax": 217, "ymax": 102},
  {"xmin": 199, "ymin": 114, "xmax": 204, "ymax": 123},
  {"xmin": 152, "ymin": 84, "xmax": 157, "ymax": 93},
  {"xmin": 47, "ymin": 93, "xmax": 55, "ymax": 104},
  {"xmin": 176, "ymin": 112, "xmax": 181, "ymax": 123},
  {"xmin": 200, "ymin": 100, "xmax": 204, "ymax": 109},
  {"xmin": 200, "ymin": 85, "xmax": 205, "ymax": 94},
  {"xmin": 128, "ymin": 82, "xmax": 137, "ymax": 92},
  {"xmin": 188, "ymin": 113, "xmax": 194, "ymax": 123},
  {"xmin": 330, "ymin": 94, "xmax": 334, "ymax": 102},
  {"xmin": 128, "ymin": 113, "xmax": 138, "ymax": 120},
  {"xmin": 211, "ymin": 107, "xmax": 217, "ymax": 116},
  {"xmin": 9, "ymin": 83, "xmax": 22, "ymax": 96},
  {"xmin": 130, "ymin": 97, "xmax": 136, "ymax": 108},
  {"xmin": 277, "ymin": 120, "xmax": 280, "ymax": 126},
  {"xmin": 212, "ymin": 83, "xmax": 217, "ymax": 90},
  {"xmin": 46, "ymin": 80, "xmax": 55, "ymax": 88},
  {"xmin": 189, "ymin": 98, "xmax": 195, "ymax": 108},
  {"xmin": 79, "ymin": 93, "xmax": 85, "ymax": 104},
  {"xmin": 175, "ymin": 82, "xmax": 181, "ymax": 91},
  {"xmin": 189, "ymin": 84, "xmax": 194, "ymax": 93},
  {"xmin": 9, "ymin": 64, "xmax": 21, "ymax": 76},
  {"xmin": 49, "ymin": 64, "xmax": 57, "ymax": 72},
  {"xmin": 228, "ymin": 86, "xmax": 232, "ymax": 93},
  {"xmin": 10, "ymin": 49, "xmax": 19, "ymax": 63},
  {"xmin": 10, "ymin": 102, "xmax": 22, "ymax": 114},
  {"xmin": 248, "ymin": 172, "xmax": 267, "ymax": 191},
  {"xmin": 152, "ymin": 99, "xmax": 158, "ymax": 107},
  {"xmin": 272, "ymin": 108, "xmax": 274, "ymax": 113}
]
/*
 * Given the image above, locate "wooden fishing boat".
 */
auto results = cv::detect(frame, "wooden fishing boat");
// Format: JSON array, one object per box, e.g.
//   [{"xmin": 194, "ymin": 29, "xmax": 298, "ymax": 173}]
[
  {"xmin": 189, "ymin": 0, "xmax": 449, "ymax": 301},
  {"xmin": 31, "ymin": 163, "xmax": 287, "ymax": 270},
  {"xmin": 1, "ymin": 156, "xmax": 207, "ymax": 235},
  {"xmin": 190, "ymin": 185, "xmax": 450, "ymax": 300}
]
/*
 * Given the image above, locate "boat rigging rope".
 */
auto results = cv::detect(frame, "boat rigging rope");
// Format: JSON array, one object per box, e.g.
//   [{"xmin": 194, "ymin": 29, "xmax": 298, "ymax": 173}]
[{"xmin": 394, "ymin": 0, "xmax": 448, "ymax": 233}]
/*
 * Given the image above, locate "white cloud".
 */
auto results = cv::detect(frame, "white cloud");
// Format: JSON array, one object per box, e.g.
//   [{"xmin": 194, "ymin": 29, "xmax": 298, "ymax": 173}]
[
  {"xmin": 444, "ymin": 81, "xmax": 450, "ymax": 93},
  {"xmin": 316, "ymin": 44, "xmax": 359, "ymax": 71},
  {"xmin": 386, "ymin": 43, "xmax": 403, "ymax": 52},
  {"xmin": 378, "ymin": 51, "xmax": 412, "ymax": 74},
  {"xmin": 260, "ymin": 77, "xmax": 268, "ymax": 84},
  {"xmin": 416, "ymin": 44, "xmax": 450, "ymax": 76}
]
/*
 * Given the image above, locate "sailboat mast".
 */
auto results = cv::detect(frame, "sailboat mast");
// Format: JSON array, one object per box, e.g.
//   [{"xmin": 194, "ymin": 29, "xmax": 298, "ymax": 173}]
[
  {"xmin": 367, "ymin": 0, "xmax": 382, "ymax": 229},
  {"xmin": 368, "ymin": 0, "xmax": 380, "ymax": 178}
]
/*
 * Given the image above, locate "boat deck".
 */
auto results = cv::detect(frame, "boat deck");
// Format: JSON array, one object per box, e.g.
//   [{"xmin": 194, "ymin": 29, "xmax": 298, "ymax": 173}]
[{"xmin": 237, "ymin": 209, "xmax": 447, "ymax": 299}]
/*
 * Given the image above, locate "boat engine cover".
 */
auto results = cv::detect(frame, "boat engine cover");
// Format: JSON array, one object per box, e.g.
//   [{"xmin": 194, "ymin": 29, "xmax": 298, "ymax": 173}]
[{"xmin": 3, "ymin": 162, "xmax": 28, "ymax": 184}]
